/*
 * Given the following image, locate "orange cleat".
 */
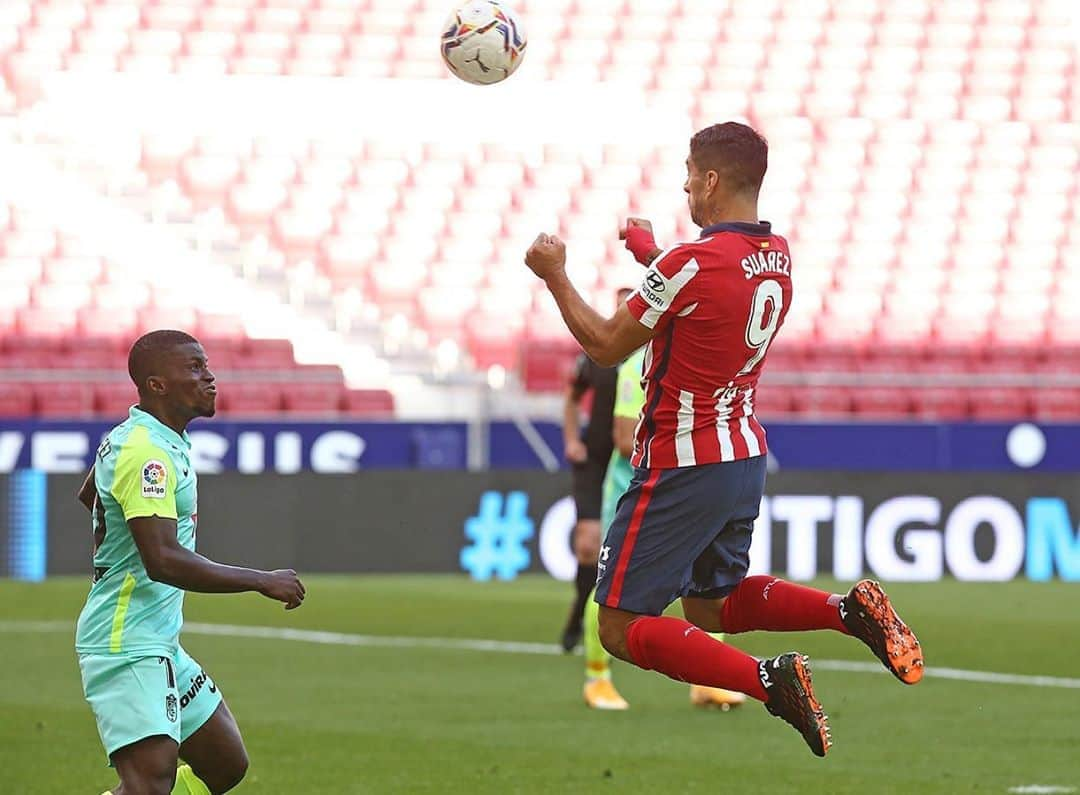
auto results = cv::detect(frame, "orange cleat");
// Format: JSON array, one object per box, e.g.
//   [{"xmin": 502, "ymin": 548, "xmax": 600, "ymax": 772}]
[
  {"xmin": 760, "ymin": 653, "xmax": 831, "ymax": 757},
  {"xmin": 689, "ymin": 685, "xmax": 747, "ymax": 711},
  {"xmin": 584, "ymin": 678, "xmax": 630, "ymax": 711},
  {"xmin": 840, "ymin": 579, "xmax": 925, "ymax": 685}
]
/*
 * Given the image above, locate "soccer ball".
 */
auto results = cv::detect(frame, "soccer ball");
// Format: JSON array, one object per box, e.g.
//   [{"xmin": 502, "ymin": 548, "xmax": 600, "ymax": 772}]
[{"xmin": 440, "ymin": 1, "xmax": 527, "ymax": 86}]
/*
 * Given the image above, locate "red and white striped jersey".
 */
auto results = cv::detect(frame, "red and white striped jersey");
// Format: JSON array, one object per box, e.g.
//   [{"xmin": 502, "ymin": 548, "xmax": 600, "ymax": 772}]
[{"xmin": 625, "ymin": 221, "xmax": 792, "ymax": 469}]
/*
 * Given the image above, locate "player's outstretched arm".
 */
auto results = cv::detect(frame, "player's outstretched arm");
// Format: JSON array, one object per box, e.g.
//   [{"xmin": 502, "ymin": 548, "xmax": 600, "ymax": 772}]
[
  {"xmin": 129, "ymin": 515, "xmax": 306, "ymax": 609},
  {"xmin": 525, "ymin": 233, "xmax": 655, "ymax": 367}
]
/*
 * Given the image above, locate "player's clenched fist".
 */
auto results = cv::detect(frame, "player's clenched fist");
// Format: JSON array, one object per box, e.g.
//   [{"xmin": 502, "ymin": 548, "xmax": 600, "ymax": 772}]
[
  {"xmin": 258, "ymin": 568, "xmax": 307, "ymax": 610},
  {"xmin": 524, "ymin": 233, "xmax": 567, "ymax": 280},
  {"xmin": 619, "ymin": 217, "xmax": 661, "ymax": 266}
]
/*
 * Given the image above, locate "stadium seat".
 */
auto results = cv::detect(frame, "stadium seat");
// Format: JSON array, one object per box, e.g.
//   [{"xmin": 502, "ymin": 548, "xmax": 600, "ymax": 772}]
[
  {"xmin": 94, "ymin": 382, "xmax": 137, "ymax": 418},
  {"xmin": 280, "ymin": 381, "xmax": 345, "ymax": 415},
  {"xmin": 34, "ymin": 382, "xmax": 95, "ymax": 417},
  {"xmin": 0, "ymin": 384, "xmax": 34, "ymax": 417},
  {"xmin": 216, "ymin": 382, "xmax": 284, "ymax": 416},
  {"xmin": 340, "ymin": 388, "xmax": 395, "ymax": 417},
  {"xmin": 520, "ymin": 341, "xmax": 578, "ymax": 393}
]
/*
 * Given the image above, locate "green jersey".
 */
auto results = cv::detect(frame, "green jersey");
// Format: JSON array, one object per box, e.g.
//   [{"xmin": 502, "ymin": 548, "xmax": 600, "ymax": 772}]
[
  {"xmin": 75, "ymin": 406, "xmax": 198, "ymax": 658},
  {"xmin": 601, "ymin": 349, "xmax": 646, "ymax": 532}
]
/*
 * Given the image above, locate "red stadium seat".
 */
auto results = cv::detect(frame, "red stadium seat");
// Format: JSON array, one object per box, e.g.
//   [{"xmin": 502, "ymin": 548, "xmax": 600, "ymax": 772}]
[
  {"xmin": 79, "ymin": 307, "xmax": 139, "ymax": 343},
  {"xmin": 243, "ymin": 338, "xmax": 297, "ymax": 369},
  {"xmin": 912, "ymin": 389, "xmax": 971, "ymax": 421},
  {"xmin": 0, "ymin": 384, "xmax": 34, "ymax": 417},
  {"xmin": 851, "ymin": 388, "xmax": 914, "ymax": 419},
  {"xmin": 35, "ymin": 382, "xmax": 95, "ymax": 417},
  {"xmin": 341, "ymin": 389, "xmax": 396, "ymax": 417},
  {"xmin": 520, "ymin": 341, "xmax": 578, "ymax": 393},
  {"xmin": 752, "ymin": 383, "xmax": 796, "ymax": 418},
  {"xmin": 94, "ymin": 382, "xmax": 137, "ymax": 419},
  {"xmin": 969, "ymin": 389, "xmax": 1034, "ymax": 421},
  {"xmin": 1032, "ymin": 389, "xmax": 1080, "ymax": 421},
  {"xmin": 216, "ymin": 382, "xmax": 284, "ymax": 416},
  {"xmin": 792, "ymin": 387, "xmax": 855, "ymax": 418},
  {"xmin": 280, "ymin": 381, "xmax": 344, "ymax": 415}
]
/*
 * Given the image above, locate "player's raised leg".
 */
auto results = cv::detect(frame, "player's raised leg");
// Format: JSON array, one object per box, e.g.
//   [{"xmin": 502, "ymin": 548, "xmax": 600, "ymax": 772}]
[
  {"xmin": 685, "ymin": 576, "xmax": 924, "ymax": 684},
  {"xmin": 172, "ymin": 645, "xmax": 247, "ymax": 793},
  {"xmin": 110, "ymin": 735, "xmax": 181, "ymax": 795},
  {"xmin": 179, "ymin": 702, "xmax": 249, "ymax": 793}
]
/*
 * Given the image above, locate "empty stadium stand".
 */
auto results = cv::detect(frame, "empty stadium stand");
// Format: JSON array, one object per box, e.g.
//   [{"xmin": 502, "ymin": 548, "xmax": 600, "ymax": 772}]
[{"xmin": 0, "ymin": 0, "xmax": 1077, "ymax": 418}]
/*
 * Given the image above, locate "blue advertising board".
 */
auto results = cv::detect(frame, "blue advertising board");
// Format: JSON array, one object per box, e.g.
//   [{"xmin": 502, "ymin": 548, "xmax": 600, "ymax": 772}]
[{"xmin": 0, "ymin": 418, "xmax": 1077, "ymax": 473}]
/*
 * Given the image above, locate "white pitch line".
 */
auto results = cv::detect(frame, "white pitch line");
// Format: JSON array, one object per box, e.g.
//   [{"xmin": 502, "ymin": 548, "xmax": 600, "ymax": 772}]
[
  {"xmin": 1008, "ymin": 787, "xmax": 1077, "ymax": 794},
  {"xmin": 4, "ymin": 620, "xmax": 1080, "ymax": 691}
]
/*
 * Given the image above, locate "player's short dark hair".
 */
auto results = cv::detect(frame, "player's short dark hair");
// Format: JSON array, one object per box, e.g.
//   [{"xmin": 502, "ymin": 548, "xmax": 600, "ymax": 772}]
[
  {"xmin": 128, "ymin": 329, "xmax": 200, "ymax": 393},
  {"xmin": 689, "ymin": 122, "xmax": 768, "ymax": 198}
]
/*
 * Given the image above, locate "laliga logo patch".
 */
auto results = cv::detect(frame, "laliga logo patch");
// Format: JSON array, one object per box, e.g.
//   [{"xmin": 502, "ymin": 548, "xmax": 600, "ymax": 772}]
[{"xmin": 142, "ymin": 460, "xmax": 167, "ymax": 499}]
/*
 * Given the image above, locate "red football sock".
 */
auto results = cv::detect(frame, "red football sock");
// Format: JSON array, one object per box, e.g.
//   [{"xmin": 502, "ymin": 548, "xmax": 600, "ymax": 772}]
[
  {"xmin": 720, "ymin": 576, "xmax": 850, "ymax": 634},
  {"xmin": 625, "ymin": 615, "xmax": 768, "ymax": 701}
]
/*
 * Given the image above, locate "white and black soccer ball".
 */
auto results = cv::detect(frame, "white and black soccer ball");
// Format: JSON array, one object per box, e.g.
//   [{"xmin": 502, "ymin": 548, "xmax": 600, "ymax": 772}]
[{"xmin": 440, "ymin": 1, "xmax": 527, "ymax": 86}]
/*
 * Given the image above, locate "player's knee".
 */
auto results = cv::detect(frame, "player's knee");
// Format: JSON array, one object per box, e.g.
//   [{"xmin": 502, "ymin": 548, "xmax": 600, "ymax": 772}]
[
  {"xmin": 682, "ymin": 598, "xmax": 726, "ymax": 633},
  {"xmin": 197, "ymin": 747, "xmax": 249, "ymax": 793},
  {"xmin": 121, "ymin": 768, "xmax": 176, "ymax": 795},
  {"xmin": 220, "ymin": 750, "xmax": 249, "ymax": 792},
  {"xmin": 597, "ymin": 612, "xmax": 632, "ymax": 661}
]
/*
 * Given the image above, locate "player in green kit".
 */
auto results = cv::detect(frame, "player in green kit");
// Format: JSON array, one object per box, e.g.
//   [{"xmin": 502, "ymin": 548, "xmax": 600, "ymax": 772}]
[
  {"xmin": 583, "ymin": 343, "xmax": 745, "ymax": 711},
  {"xmin": 75, "ymin": 330, "xmax": 306, "ymax": 795}
]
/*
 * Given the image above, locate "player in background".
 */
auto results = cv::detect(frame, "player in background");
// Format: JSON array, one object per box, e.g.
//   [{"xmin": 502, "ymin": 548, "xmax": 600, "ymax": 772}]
[
  {"xmin": 526, "ymin": 122, "xmax": 923, "ymax": 756},
  {"xmin": 583, "ymin": 345, "xmax": 745, "ymax": 712},
  {"xmin": 75, "ymin": 330, "xmax": 306, "ymax": 794},
  {"xmin": 580, "ymin": 344, "xmax": 638, "ymax": 709},
  {"xmin": 559, "ymin": 293, "xmax": 629, "ymax": 652}
]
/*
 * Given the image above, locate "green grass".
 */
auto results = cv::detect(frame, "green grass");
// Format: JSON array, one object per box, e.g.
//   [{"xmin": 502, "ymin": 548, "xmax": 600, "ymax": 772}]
[{"xmin": 2, "ymin": 576, "xmax": 1079, "ymax": 793}]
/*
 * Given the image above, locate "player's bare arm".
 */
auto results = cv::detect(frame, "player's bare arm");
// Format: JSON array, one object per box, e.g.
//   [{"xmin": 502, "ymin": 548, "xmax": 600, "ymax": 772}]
[
  {"xmin": 562, "ymin": 382, "xmax": 588, "ymax": 463},
  {"xmin": 77, "ymin": 466, "xmax": 96, "ymax": 511},
  {"xmin": 128, "ymin": 515, "xmax": 306, "ymax": 609},
  {"xmin": 525, "ymin": 234, "xmax": 655, "ymax": 367}
]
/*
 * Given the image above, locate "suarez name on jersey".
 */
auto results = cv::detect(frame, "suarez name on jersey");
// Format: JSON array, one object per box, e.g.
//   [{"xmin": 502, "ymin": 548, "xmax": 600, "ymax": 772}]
[{"xmin": 625, "ymin": 221, "xmax": 792, "ymax": 469}]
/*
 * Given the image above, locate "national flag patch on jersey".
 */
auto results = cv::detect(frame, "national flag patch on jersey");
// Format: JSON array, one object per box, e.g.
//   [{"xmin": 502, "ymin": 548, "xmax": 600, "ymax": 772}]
[{"xmin": 141, "ymin": 460, "xmax": 167, "ymax": 498}]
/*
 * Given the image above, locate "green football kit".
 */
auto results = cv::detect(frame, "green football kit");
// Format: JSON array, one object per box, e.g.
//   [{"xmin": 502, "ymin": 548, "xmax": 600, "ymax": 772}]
[
  {"xmin": 76, "ymin": 406, "xmax": 221, "ymax": 759},
  {"xmin": 600, "ymin": 348, "xmax": 646, "ymax": 533}
]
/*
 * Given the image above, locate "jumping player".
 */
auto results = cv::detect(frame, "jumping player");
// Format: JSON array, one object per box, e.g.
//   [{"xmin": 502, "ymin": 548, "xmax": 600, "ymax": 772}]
[
  {"xmin": 75, "ymin": 330, "xmax": 306, "ymax": 794},
  {"xmin": 526, "ymin": 122, "xmax": 923, "ymax": 756},
  {"xmin": 583, "ymin": 345, "xmax": 745, "ymax": 712}
]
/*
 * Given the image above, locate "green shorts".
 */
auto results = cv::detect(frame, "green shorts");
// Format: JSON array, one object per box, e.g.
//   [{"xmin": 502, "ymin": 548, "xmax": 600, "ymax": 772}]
[
  {"xmin": 601, "ymin": 455, "xmax": 635, "ymax": 536},
  {"xmin": 78, "ymin": 644, "xmax": 223, "ymax": 761}
]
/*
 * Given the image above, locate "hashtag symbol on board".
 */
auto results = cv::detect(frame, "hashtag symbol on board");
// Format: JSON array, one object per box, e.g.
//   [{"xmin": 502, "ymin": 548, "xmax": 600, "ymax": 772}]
[{"xmin": 460, "ymin": 491, "xmax": 535, "ymax": 581}]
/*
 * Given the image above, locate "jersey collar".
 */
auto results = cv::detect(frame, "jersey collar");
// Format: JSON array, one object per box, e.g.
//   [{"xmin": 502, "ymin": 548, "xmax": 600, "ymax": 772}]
[
  {"xmin": 700, "ymin": 221, "xmax": 772, "ymax": 237},
  {"xmin": 129, "ymin": 405, "xmax": 191, "ymax": 450}
]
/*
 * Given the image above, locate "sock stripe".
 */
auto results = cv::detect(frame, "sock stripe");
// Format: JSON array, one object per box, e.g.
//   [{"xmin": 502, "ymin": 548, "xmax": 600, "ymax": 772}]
[{"xmin": 605, "ymin": 469, "xmax": 662, "ymax": 608}]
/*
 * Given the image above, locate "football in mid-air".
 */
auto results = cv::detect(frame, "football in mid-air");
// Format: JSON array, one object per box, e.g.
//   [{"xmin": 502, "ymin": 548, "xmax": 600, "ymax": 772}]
[{"xmin": 440, "ymin": 1, "xmax": 527, "ymax": 85}]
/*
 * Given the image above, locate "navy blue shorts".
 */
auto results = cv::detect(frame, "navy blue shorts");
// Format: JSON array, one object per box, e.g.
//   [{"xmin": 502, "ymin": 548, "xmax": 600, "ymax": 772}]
[{"xmin": 594, "ymin": 456, "xmax": 767, "ymax": 616}]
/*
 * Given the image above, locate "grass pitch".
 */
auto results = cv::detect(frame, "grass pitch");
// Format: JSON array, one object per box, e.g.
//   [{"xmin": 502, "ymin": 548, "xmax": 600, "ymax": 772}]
[{"xmin": 1, "ymin": 576, "xmax": 1078, "ymax": 794}]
